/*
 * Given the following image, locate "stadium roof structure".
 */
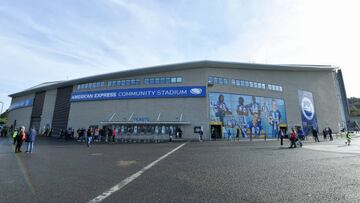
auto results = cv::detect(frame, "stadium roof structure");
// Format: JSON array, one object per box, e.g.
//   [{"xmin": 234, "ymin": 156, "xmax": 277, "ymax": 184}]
[{"xmin": 9, "ymin": 60, "xmax": 335, "ymax": 97}]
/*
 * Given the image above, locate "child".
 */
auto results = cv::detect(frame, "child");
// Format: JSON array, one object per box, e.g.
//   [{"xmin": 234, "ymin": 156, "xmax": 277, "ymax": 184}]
[
  {"xmin": 345, "ymin": 131, "xmax": 351, "ymax": 146},
  {"xmin": 289, "ymin": 128, "xmax": 297, "ymax": 148}
]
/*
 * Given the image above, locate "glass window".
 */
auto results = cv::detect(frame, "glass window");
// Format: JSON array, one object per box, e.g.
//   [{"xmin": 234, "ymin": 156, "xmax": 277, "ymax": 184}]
[
  {"xmin": 231, "ymin": 79, "xmax": 236, "ymax": 86},
  {"xmin": 244, "ymin": 81, "xmax": 249, "ymax": 87},
  {"xmin": 262, "ymin": 83, "xmax": 266, "ymax": 89},
  {"xmin": 136, "ymin": 79, "xmax": 140, "ymax": 85},
  {"xmin": 176, "ymin": 77, "xmax": 182, "ymax": 83},
  {"xmin": 96, "ymin": 82, "xmax": 101, "ymax": 87},
  {"xmin": 219, "ymin": 77, "xmax": 224, "ymax": 85},
  {"xmin": 131, "ymin": 79, "xmax": 136, "ymax": 85},
  {"xmin": 254, "ymin": 82, "xmax": 258, "ymax": 88},
  {"xmin": 214, "ymin": 77, "xmax": 219, "ymax": 84},
  {"xmin": 125, "ymin": 80, "xmax": 131, "ymax": 85},
  {"xmin": 224, "ymin": 78, "xmax": 229, "ymax": 85},
  {"xmin": 144, "ymin": 78, "xmax": 149, "ymax": 85},
  {"xmin": 115, "ymin": 80, "xmax": 120, "ymax": 86},
  {"xmin": 149, "ymin": 78, "xmax": 155, "ymax": 84},
  {"xmin": 77, "ymin": 85, "xmax": 81, "ymax": 90},
  {"xmin": 236, "ymin": 80, "xmax": 240, "ymax": 86},
  {"xmin": 171, "ymin": 77, "xmax": 177, "ymax": 83},
  {"xmin": 84, "ymin": 83, "xmax": 89, "ymax": 88},
  {"xmin": 166, "ymin": 77, "xmax": 171, "ymax": 84},
  {"xmin": 160, "ymin": 77, "xmax": 166, "ymax": 84},
  {"xmin": 208, "ymin": 76, "xmax": 214, "ymax": 84},
  {"xmin": 107, "ymin": 81, "xmax": 112, "ymax": 87},
  {"xmin": 155, "ymin": 78, "xmax": 160, "ymax": 84},
  {"xmin": 279, "ymin": 86, "xmax": 283, "ymax": 92},
  {"xmin": 120, "ymin": 80, "xmax": 124, "ymax": 86},
  {"xmin": 276, "ymin": 85, "xmax": 280, "ymax": 91},
  {"xmin": 240, "ymin": 80, "xmax": 245, "ymax": 87},
  {"xmin": 101, "ymin": 82, "xmax": 105, "ymax": 87},
  {"xmin": 249, "ymin": 81, "xmax": 254, "ymax": 88},
  {"xmin": 267, "ymin": 84, "xmax": 271, "ymax": 90}
]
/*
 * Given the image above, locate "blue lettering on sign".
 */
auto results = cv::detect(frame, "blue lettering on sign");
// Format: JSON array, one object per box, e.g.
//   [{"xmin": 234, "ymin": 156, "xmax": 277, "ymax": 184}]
[
  {"xmin": 9, "ymin": 98, "xmax": 34, "ymax": 111},
  {"xmin": 70, "ymin": 86, "xmax": 206, "ymax": 102}
]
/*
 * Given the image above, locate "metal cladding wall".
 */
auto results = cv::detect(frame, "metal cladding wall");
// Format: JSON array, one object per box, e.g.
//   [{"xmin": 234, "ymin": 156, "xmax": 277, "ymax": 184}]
[
  {"xmin": 30, "ymin": 91, "xmax": 46, "ymax": 131},
  {"xmin": 68, "ymin": 68, "xmax": 208, "ymax": 139},
  {"xmin": 335, "ymin": 69, "xmax": 350, "ymax": 125},
  {"xmin": 39, "ymin": 89, "xmax": 57, "ymax": 132},
  {"xmin": 51, "ymin": 86, "xmax": 73, "ymax": 135},
  {"xmin": 205, "ymin": 67, "xmax": 342, "ymax": 133},
  {"xmin": 8, "ymin": 62, "xmax": 345, "ymax": 139},
  {"xmin": 8, "ymin": 94, "xmax": 34, "ymax": 130}
]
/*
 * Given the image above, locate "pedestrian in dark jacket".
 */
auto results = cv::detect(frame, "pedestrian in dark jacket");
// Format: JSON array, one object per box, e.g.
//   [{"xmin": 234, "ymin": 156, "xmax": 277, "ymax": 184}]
[
  {"xmin": 279, "ymin": 129, "xmax": 285, "ymax": 146},
  {"xmin": 26, "ymin": 128, "xmax": 37, "ymax": 153},
  {"xmin": 312, "ymin": 128, "xmax": 320, "ymax": 142},
  {"xmin": 25, "ymin": 130, "xmax": 31, "ymax": 152},
  {"xmin": 15, "ymin": 127, "xmax": 25, "ymax": 153},
  {"xmin": 328, "ymin": 127, "xmax": 333, "ymax": 141}
]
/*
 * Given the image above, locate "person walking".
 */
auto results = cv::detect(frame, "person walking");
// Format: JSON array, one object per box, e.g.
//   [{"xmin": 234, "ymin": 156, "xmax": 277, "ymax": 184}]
[
  {"xmin": 106, "ymin": 128, "xmax": 112, "ymax": 143},
  {"xmin": 28, "ymin": 128, "xmax": 36, "ymax": 153},
  {"xmin": 289, "ymin": 128, "xmax": 297, "ymax": 148},
  {"xmin": 322, "ymin": 128, "xmax": 327, "ymax": 140},
  {"xmin": 345, "ymin": 131, "xmax": 351, "ymax": 146},
  {"xmin": 86, "ymin": 127, "xmax": 93, "ymax": 147},
  {"xmin": 312, "ymin": 128, "xmax": 320, "ymax": 142},
  {"xmin": 94, "ymin": 128, "xmax": 99, "ymax": 142},
  {"xmin": 112, "ymin": 127, "xmax": 117, "ymax": 143},
  {"xmin": 279, "ymin": 129, "xmax": 285, "ymax": 146},
  {"xmin": 328, "ymin": 127, "xmax": 333, "ymax": 141},
  {"xmin": 15, "ymin": 127, "xmax": 26, "ymax": 153},
  {"xmin": 25, "ymin": 129, "xmax": 31, "ymax": 153},
  {"xmin": 12, "ymin": 128, "xmax": 18, "ymax": 145},
  {"xmin": 199, "ymin": 130, "xmax": 204, "ymax": 142}
]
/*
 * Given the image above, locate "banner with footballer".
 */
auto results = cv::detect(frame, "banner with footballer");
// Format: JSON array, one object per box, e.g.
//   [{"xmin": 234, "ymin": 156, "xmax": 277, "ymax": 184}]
[{"xmin": 209, "ymin": 93, "xmax": 287, "ymax": 138}]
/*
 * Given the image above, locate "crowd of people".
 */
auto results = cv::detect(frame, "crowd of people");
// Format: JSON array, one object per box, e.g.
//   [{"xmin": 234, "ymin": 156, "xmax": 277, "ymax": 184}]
[
  {"xmin": 280, "ymin": 126, "xmax": 353, "ymax": 149},
  {"xmin": 4, "ymin": 126, "xmax": 38, "ymax": 153}
]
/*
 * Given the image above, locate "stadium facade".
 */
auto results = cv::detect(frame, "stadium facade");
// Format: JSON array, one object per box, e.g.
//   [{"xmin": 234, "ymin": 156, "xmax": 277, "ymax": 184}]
[{"xmin": 8, "ymin": 61, "xmax": 349, "ymax": 140}]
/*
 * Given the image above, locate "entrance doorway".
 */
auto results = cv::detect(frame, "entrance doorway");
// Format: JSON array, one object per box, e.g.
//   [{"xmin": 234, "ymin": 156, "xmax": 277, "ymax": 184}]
[{"xmin": 211, "ymin": 125, "xmax": 222, "ymax": 139}]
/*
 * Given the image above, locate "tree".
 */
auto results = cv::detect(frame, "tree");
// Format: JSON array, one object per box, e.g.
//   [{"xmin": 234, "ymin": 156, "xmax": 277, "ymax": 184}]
[{"xmin": 0, "ymin": 110, "xmax": 8, "ymax": 125}]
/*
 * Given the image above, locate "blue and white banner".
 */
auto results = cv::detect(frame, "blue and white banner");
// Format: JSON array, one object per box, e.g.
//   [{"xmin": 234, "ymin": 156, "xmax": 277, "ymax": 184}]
[
  {"xmin": 71, "ymin": 86, "xmax": 206, "ymax": 102},
  {"xmin": 298, "ymin": 90, "xmax": 318, "ymax": 135},
  {"xmin": 9, "ymin": 98, "xmax": 34, "ymax": 111}
]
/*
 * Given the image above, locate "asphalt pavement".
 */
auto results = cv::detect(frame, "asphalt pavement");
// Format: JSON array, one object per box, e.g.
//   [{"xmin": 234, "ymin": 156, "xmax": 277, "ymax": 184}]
[{"xmin": 1, "ymin": 135, "xmax": 360, "ymax": 203}]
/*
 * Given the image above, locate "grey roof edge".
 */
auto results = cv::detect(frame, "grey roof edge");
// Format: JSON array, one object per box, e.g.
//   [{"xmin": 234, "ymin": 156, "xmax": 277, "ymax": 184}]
[{"xmin": 9, "ymin": 60, "xmax": 335, "ymax": 98}]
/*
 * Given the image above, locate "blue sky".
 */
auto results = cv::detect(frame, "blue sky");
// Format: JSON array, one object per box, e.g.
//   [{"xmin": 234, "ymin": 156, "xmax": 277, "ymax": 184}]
[{"xmin": 0, "ymin": 0, "xmax": 359, "ymax": 111}]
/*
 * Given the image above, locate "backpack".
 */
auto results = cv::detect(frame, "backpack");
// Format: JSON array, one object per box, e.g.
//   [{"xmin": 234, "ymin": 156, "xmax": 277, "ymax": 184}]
[{"xmin": 290, "ymin": 132, "xmax": 297, "ymax": 141}]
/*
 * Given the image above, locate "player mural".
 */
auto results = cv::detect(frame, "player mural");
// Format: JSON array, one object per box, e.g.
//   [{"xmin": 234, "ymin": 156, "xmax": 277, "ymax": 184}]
[{"xmin": 209, "ymin": 93, "xmax": 287, "ymax": 139}]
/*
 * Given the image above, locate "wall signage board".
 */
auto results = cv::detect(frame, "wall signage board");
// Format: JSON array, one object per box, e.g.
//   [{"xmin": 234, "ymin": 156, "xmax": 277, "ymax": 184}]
[
  {"xmin": 298, "ymin": 90, "xmax": 318, "ymax": 135},
  {"xmin": 70, "ymin": 86, "xmax": 206, "ymax": 102},
  {"xmin": 9, "ymin": 98, "xmax": 34, "ymax": 111}
]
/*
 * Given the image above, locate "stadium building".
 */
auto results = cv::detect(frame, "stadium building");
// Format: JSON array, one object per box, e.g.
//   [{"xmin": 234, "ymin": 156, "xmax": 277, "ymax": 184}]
[{"xmin": 8, "ymin": 61, "xmax": 349, "ymax": 140}]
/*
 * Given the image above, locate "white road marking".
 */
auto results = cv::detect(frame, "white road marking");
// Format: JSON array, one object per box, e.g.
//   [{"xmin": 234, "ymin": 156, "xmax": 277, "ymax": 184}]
[{"xmin": 87, "ymin": 143, "xmax": 187, "ymax": 203}]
